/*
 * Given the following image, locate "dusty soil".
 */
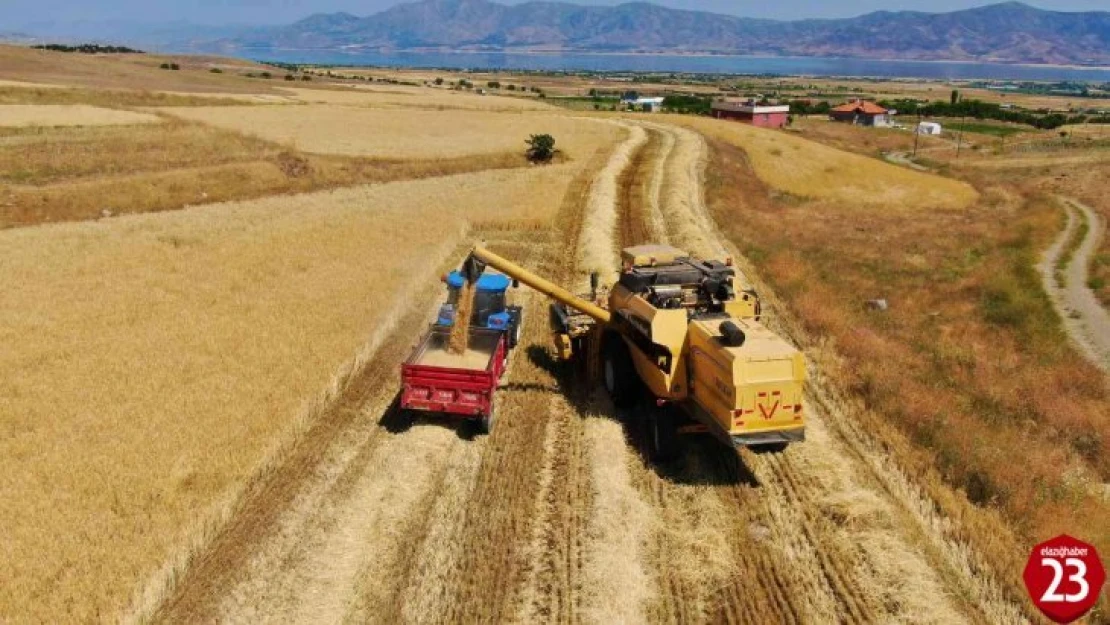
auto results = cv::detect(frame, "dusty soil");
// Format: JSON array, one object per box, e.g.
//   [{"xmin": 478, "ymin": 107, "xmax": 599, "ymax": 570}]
[{"xmin": 1040, "ymin": 197, "xmax": 1110, "ymax": 372}]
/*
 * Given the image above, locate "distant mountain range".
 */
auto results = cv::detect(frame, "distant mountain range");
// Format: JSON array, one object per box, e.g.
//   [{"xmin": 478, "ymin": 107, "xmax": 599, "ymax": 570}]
[
  {"xmin": 13, "ymin": 1, "xmax": 1110, "ymax": 66},
  {"xmin": 224, "ymin": 0, "xmax": 1109, "ymax": 66}
]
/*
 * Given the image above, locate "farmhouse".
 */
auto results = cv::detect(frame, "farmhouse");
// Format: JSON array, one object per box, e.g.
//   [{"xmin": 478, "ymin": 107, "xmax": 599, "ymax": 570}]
[
  {"xmin": 830, "ymin": 99, "xmax": 892, "ymax": 126},
  {"xmin": 710, "ymin": 100, "xmax": 790, "ymax": 128}
]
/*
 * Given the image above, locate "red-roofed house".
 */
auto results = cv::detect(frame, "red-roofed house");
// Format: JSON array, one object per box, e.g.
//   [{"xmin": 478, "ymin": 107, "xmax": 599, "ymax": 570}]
[
  {"xmin": 710, "ymin": 100, "xmax": 790, "ymax": 128},
  {"xmin": 829, "ymin": 100, "xmax": 892, "ymax": 126}
]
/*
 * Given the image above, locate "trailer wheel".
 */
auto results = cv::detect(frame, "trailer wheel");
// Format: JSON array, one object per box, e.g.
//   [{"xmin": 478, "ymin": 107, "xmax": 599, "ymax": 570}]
[
  {"xmin": 603, "ymin": 336, "xmax": 639, "ymax": 408},
  {"xmin": 648, "ymin": 405, "xmax": 679, "ymax": 462},
  {"xmin": 479, "ymin": 407, "xmax": 496, "ymax": 436}
]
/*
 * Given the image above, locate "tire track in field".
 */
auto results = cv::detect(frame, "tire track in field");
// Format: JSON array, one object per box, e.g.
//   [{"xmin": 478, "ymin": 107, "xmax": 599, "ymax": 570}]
[
  {"xmin": 368, "ymin": 129, "xmax": 633, "ymax": 622},
  {"xmin": 149, "ymin": 239, "xmax": 468, "ymax": 623},
  {"xmin": 698, "ymin": 133, "xmax": 1030, "ymax": 624},
  {"xmin": 617, "ymin": 122, "xmax": 988, "ymax": 624}
]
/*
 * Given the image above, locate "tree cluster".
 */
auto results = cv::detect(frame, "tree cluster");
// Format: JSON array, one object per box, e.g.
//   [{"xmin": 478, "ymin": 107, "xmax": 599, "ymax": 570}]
[{"xmin": 32, "ymin": 43, "xmax": 143, "ymax": 54}]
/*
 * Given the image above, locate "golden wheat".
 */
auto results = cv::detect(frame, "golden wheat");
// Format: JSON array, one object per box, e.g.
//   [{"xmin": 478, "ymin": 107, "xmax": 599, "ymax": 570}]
[
  {"xmin": 160, "ymin": 105, "xmax": 616, "ymax": 160},
  {"xmin": 283, "ymin": 85, "xmax": 557, "ymax": 112},
  {"xmin": 577, "ymin": 122, "xmax": 645, "ymax": 279},
  {"xmin": 665, "ymin": 115, "xmax": 979, "ymax": 210},
  {"xmin": 0, "ymin": 162, "xmax": 586, "ymax": 623}
]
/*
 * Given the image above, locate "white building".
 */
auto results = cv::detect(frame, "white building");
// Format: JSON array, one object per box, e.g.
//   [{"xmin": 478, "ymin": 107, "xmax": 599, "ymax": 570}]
[
  {"xmin": 917, "ymin": 121, "xmax": 943, "ymax": 136},
  {"xmin": 622, "ymin": 96, "xmax": 666, "ymax": 112}
]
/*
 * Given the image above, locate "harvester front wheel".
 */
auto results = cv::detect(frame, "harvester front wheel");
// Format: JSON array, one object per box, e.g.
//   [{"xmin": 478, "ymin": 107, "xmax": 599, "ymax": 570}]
[
  {"xmin": 603, "ymin": 336, "xmax": 638, "ymax": 409},
  {"xmin": 648, "ymin": 405, "xmax": 679, "ymax": 462}
]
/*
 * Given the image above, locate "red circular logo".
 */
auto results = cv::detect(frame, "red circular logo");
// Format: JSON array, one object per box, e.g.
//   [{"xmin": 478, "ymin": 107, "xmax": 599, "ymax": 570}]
[{"xmin": 1023, "ymin": 535, "xmax": 1105, "ymax": 624}]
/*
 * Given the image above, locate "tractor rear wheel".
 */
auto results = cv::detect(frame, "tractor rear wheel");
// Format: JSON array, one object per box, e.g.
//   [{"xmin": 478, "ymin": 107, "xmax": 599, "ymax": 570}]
[
  {"xmin": 647, "ymin": 405, "xmax": 679, "ymax": 462},
  {"xmin": 509, "ymin": 321, "xmax": 521, "ymax": 348},
  {"xmin": 603, "ymin": 336, "xmax": 639, "ymax": 409}
]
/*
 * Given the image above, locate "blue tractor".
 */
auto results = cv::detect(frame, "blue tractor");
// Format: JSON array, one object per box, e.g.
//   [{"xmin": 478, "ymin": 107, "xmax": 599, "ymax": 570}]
[{"xmin": 437, "ymin": 271, "xmax": 523, "ymax": 348}]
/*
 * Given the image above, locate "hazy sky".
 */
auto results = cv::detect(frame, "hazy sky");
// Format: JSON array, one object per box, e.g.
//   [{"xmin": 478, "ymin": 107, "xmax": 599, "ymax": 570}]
[{"xmin": 7, "ymin": 0, "xmax": 1108, "ymax": 27}]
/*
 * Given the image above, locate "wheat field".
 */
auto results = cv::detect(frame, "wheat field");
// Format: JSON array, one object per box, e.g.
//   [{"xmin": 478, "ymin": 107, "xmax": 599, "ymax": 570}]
[
  {"xmin": 283, "ymin": 85, "xmax": 556, "ymax": 112},
  {"xmin": 0, "ymin": 161, "xmax": 592, "ymax": 622},
  {"xmin": 667, "ymin": 115, "xmax": 979, "ymax": 210},
  {"xmin": 161, "ymin": 105, "xmax": 612, "ymax": 159},
  {"xmin": 0, "ymin": 104, "xmax": 160, "ymax": 127}
]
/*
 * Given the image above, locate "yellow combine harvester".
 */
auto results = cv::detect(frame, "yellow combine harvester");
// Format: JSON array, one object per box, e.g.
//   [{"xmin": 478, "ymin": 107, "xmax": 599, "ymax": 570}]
[{"xmin": 461, "ymin": 244, "xmax": 806, "ymax": 460}]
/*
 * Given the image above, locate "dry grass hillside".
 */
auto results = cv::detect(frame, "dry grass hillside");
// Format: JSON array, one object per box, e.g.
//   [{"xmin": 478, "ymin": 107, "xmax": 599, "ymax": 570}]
[
  {"xmin": 0, "ymin": 162, "xmax": 593, "ymax": 623},
  {"xmin": 0, "ymin": 44, "xmax": 276, "ymax": 94},
  {"xmin": 697, "ymin": 121, "xmax": 1109, "ymax": 615}
]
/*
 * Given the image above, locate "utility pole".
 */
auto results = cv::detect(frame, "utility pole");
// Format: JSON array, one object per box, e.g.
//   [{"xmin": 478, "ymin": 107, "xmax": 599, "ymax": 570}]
[
  {"xmin": 955, "ymin": 116, "xmax": 965, "ymax": 159},
  {"xmin": 912, "ymin": 112, "xmax": 921, "ymax": 157}
]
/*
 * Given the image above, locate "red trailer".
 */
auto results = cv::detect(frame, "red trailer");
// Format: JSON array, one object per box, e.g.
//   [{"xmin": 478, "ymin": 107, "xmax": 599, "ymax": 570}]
[{"xmin": 400, "ymin": 326, "xmax": 508, "ymax": 433}]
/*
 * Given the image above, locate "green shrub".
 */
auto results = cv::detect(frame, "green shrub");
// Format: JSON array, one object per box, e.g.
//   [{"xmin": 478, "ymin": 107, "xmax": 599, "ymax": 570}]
[{"xmin": 525, "ymin": 134, "xmax": 556, "ymax": 163}]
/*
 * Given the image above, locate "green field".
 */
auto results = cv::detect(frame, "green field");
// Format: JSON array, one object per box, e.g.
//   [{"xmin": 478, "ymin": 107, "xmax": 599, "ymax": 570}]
[{"xmin": 945, "ymin": 121, "xmax": 1026, "ymax": 137}]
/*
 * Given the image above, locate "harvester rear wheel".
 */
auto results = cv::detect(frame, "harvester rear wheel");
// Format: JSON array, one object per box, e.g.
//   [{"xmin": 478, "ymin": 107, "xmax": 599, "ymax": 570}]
[
  {"xmin": 648, "ymin": 405, "xmax": 679, "ymax": 462},
  {"xmin": 603, "ymin": 336, "xmax": 639, "ymax": 409},
  {"xmin": 750, "ymin": 442, "xmax": 788, "ymax": 454}
]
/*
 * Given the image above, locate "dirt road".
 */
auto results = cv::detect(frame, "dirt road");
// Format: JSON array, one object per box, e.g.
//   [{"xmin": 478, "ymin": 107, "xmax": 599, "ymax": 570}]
[
  {"xmin": 140, "ymin": 120, "xmax": 1032, "ymax": 624},
  {"xmin": 1039, "ymin": 197, "xmax": 1110, "ymax": 372}
]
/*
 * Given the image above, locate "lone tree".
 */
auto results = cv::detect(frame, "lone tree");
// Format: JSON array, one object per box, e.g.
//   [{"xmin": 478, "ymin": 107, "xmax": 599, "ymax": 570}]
[{"xmin": 525, "ymin": 134, "xmax": 556, "ymax": 163}]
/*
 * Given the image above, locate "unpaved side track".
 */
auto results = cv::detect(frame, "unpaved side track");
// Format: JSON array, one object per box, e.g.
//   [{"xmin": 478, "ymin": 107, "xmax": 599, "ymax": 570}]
[{"xmin": 1040, "ymin": 197, "xmax": 1110, "ymax": 372}]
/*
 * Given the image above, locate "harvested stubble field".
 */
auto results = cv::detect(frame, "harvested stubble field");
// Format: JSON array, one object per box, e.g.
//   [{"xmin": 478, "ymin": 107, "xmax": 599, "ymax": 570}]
[
  {"xmin": 0, "ymin": 161, "xmax": 592, "ymax": 623},
  {"xmin": 161, "ymin": 104, "xmax": 607, "ymax": 159}
]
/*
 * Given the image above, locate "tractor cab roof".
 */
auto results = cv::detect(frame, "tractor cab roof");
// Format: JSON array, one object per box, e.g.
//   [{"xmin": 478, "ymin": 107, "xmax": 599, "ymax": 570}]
[{"xmin": 447, "ymin": 271, "xmax": 511, "ymax": 292}]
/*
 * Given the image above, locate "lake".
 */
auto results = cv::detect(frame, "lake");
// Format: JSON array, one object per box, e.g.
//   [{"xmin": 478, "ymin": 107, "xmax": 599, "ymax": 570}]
[{"xmin": 243, "ymin": 49, "xmax": 1110, "ymax": 82}]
